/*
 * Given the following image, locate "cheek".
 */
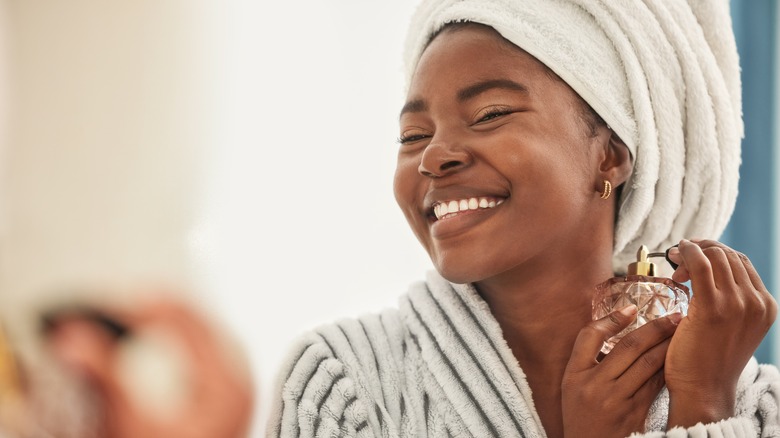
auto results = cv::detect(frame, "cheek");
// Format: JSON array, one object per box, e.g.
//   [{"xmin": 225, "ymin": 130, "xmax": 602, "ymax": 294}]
[
  {"xmin": 393, "ymin": 156, "xmax": 423, "ymax": 223},
  {"xmin": 393, "ymin": 155, "xmax": 439, "ymax": 256},
  {"xmin": 392, "ymin": 157, "xmax": 413, "ymax": 209}
]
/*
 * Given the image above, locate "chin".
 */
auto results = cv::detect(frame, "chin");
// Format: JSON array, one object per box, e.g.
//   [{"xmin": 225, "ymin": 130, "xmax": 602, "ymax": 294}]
[{"xmin": 433, "ymin": 258, "xmax": 487, "ymax": 285}]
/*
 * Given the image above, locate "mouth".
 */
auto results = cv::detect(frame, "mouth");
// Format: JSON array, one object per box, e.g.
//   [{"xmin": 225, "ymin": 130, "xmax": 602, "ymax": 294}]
[{"xmin": 429, "ymin": 196, "xmax": 505, "ymax": 222}]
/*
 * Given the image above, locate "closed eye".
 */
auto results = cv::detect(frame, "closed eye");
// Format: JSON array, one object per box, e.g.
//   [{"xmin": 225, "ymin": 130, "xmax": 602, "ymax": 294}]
[
  {"xmin": 475, "ymin": 108, "xmax": 514, "ymax": 124},
  {"xmin": 397, "ymin": 133, "xmax": 430, "ymax": 144}
]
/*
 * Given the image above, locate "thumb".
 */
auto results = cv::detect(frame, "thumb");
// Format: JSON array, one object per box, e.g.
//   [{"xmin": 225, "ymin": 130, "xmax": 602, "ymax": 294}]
[{"xmin": 566, "ymin": 305, "xmax": 637, "ymax": 372}]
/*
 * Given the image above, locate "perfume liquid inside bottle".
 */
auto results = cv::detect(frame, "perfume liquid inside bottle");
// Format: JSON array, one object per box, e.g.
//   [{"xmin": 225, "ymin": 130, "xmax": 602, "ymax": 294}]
[{"xmin": 592, "ymin": 245, "xmax": 690, "ymax": 354}]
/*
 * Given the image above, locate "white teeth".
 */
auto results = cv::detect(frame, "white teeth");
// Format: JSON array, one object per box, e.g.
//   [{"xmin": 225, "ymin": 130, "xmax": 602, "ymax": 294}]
[{"xmin": 433, "ymin": 197, "xmax": 506, "ymax": 220}]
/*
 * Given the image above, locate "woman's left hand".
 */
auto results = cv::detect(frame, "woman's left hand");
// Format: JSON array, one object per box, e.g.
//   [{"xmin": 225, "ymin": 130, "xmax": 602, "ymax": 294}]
[{"xmin": 664, "ymin": 239, "xmax": 777, "ymax": 429}]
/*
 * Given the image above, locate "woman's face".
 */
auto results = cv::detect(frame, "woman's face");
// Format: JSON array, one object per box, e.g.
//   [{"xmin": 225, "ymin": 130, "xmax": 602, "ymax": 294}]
[{"xmin": 394, "ymin": 24, "xmax": 610, "ymax": 285}]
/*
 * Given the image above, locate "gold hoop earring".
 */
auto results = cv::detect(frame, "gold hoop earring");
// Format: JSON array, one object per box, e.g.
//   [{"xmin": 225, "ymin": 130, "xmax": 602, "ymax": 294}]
[{"xmin": 600, "ymin": 180, "xmax": 612, "ymax": 200}]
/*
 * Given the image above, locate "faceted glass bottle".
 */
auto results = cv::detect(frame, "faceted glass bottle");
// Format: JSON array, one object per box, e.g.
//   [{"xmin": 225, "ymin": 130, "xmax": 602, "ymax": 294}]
[{"xmin": 592, "ymin": 245, "xmax": 690, "ymax": 354}]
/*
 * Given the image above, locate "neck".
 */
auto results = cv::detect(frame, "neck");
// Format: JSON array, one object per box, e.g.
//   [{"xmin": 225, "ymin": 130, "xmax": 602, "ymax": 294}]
[
  {"xmin": 474, "ymin": 245, "xmax": 614, "ymax": 438},
  {"xmin": 474, "ymin": 244, "xmax": 614, "ymax": 380}
]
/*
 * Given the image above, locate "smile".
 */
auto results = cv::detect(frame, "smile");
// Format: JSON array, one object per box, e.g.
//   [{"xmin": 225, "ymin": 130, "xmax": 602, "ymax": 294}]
[{"xmin": 432, "ymin": 197, "xmax": 505, "ymax": 221}]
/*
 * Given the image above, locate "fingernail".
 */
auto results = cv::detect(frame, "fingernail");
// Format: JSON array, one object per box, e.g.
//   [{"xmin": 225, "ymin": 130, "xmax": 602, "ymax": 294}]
[
  {"xmin": 619, "ymin": 305, "xmax": 637, "ymax": 316},
  {"xmin": 667, "ymin": 312, "xmax": 683, "ymax": 325},
  {"xmin": 680, "ymin": 238, "xmax": 691, "ymax": 247},
  {"xmin": 667, "ymin": 247, "xmax": 680, "ymax": 258}
]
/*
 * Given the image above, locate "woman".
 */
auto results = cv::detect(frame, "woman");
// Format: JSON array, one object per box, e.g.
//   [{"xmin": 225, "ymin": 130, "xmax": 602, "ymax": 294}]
[{"xmin": 268, "ymin": 1, "xmax": 779, "ymax": 437}]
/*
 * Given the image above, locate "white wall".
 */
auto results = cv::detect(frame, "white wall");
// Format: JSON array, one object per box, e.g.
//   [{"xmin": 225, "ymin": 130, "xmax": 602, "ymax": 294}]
[
  {"xmin": 200, "ymin": 0, "xmax": 430, "ymax": 421},
  {"xmin": 0, "ymin": 1, "xmax": 430, "ymax": 434}
]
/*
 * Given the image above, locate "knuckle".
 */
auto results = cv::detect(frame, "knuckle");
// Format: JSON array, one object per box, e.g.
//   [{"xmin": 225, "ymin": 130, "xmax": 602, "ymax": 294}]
[
  {"xmin": 580, "ymin": 324, "xmax": 610, "ymax": 343},
  {"xmin": 765, "ymin": 295, "xmax": 778, "ymax": 323},
  {"xmin": 702, "ymin": 246, "xmax": 725, "ymax": 258},
  {"xmin": 615, "ymin": 332, "xmax": 638, "ymax": 351},
  {"xmin": 639, "ymin": 354, "xmax": 659, "ymax": 373},
  {"xmin": 750, "ymin": 292, "xmax": 767, "ymax": 310},
  {"xmin": 743, "ymin": 296, "xmax": 766, "ymax": 321},
  {"xmin": 607, "ymin": 312, "xmax": 623, "ymax": 328},
  {"xmin": 700, "ymin": 239, "xmax": 725, "ymax": 249},
  {"xmin": 561, "ymin": 374, "xmax": 577, "ymax": 390}
]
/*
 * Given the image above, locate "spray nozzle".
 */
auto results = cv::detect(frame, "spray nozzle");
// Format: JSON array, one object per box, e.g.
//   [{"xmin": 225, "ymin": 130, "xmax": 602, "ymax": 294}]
[{"xmin": 628, "ymin": 244, "xmax": 680, "ymax": 275}]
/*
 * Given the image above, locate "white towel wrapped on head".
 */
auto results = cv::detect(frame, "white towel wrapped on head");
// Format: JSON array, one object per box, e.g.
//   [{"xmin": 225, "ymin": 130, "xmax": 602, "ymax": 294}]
[{"xmin": 404, "ymin": 0, "xmax": 743, "ymax": 271}]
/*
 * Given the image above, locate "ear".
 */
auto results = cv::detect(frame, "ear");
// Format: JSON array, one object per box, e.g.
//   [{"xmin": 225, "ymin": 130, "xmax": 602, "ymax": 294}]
[{"xmin": 597, "ymin": 131, "xmax": 632, "ymax": 188}]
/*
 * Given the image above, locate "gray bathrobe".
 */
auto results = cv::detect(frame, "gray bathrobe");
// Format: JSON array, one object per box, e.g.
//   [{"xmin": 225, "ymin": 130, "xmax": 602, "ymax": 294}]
[{"xmin": 267, "ymin": 272, "xmax": 780, "ymax": 437}]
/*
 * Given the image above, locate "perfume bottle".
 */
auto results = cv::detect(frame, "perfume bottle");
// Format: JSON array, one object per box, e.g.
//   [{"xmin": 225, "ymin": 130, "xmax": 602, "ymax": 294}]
[{"xmin": 592, "ymin": 245, "xmax": 690, "ymax": 354}]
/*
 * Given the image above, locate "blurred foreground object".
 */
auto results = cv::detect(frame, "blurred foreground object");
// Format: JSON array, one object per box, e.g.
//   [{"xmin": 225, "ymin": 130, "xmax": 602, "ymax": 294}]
[
  {"xmin": 0, "ymin": 1, "xmax": 255, "ymax": 436},
  {"xmin": 0, "ymin": 296, "xmax": 254, "ymax": 438},
  {"xmin": 0, "ymin": 323, "xmax": 25, "ymax": 436},
  {"xmin": 43, "ymin": 296, "xmax": 254, "ymax": 438},
  {"xmin": 0, "ymin": 319, "xmax": 102, "ymax": 438}
]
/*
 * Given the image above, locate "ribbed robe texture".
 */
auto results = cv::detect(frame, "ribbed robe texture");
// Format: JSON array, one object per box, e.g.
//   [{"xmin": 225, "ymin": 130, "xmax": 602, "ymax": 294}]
[{"xmin": 267, "ymin": 272, "xmax": 780, "ymax": 437}]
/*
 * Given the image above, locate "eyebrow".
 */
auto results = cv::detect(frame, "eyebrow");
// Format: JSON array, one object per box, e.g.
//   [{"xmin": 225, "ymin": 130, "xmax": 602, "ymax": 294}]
[
  {"xmin": 457, "ymin": 79, "xmax": 529, "ymax": 101},
  {"xmin": 399, "ymin": 79, "xmax": 529, "ymax": 119},
  {"xmin": 399, "ymin": 99, "xmax": 428, "ymax": 118}
]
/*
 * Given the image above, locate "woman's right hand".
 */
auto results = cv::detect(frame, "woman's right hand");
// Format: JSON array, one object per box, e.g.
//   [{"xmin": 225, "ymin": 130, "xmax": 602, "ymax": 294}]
[{"xmin": 562, "ymin": 305, "xmax": 680, "ymax": 438}]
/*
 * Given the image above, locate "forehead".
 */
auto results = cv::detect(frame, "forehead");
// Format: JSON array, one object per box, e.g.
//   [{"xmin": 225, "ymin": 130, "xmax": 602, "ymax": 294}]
[{"xmin": 407, "ymin": 24, "xmax": 554, "ymax": 98}]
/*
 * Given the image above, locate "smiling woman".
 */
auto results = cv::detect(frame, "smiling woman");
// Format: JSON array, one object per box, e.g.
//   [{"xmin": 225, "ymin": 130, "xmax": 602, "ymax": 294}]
[
  {"xmin": 395, "ymin": 24, "xmax": 630, "ymax": 286},
  {"xmin": 266, "ymin": 1, "xmax": 780, "ymax": 437}
]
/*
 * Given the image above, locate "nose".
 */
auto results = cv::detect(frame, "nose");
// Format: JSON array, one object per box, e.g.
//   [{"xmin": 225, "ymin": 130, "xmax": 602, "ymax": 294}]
[{"xmin": 418, "ymin": 140, "xmax": 472, "ymax": 178}]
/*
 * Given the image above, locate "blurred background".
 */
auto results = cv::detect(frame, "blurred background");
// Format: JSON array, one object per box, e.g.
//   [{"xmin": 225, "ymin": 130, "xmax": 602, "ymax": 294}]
[{"xmin": 0, "ymin": 0, "xmax": 775, "ymax": 435}]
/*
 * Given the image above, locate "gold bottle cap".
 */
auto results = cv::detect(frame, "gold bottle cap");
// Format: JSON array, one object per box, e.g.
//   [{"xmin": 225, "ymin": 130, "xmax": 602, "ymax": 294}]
[{"xmin": 627, "ymin": 245, "xmax": 657, "ymax": 276}]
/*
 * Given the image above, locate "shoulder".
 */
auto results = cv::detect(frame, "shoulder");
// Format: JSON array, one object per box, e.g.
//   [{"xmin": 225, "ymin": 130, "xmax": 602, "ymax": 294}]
[{"xmin": 266, "ymin": 308, "xmax": 412, "ymax": 438}]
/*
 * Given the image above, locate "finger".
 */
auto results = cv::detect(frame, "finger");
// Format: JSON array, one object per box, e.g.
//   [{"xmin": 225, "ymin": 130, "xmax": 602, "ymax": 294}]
[
  {"xmin": 699, "ymin": 241, "xmax": 769, "ymax": 293},
  {"xmin": 739, "ymin": 253, "xmax": 768, "ymax": 293},
  {"xmin": 677, "ymin": 239, "xmax": 718, "ymax": 301},
  {"xmin": 665, "ymin": 246, "xmax": 690, "ymax": 283},
  {"xmin": 619, "ymin": 337, "xmax": 671, "ymax": 392},
  {"xmin": 632, "ymin": 367, "xmax": 666, "ymax": 408},
  {"xmin": 600, "ymin": 313, "xmax": 680, "ymax": 377},
  {"xmin": 695, "ymin": 240, "xmax": 752, "ymax": 288},
  {"xmin": 729, "ymin": 251, "xmax": 775, "ymax": 319},
  {"xmin": 666, "ymin": 245, "xmax": 682, "ymax": 266},
  {"xmin": 671, "ymin": 266, "xmax": 690, "ymax": 284},
  {"xmin": 724, "ymin": 249, "xmax": 752, "ymax": 289},
  {"xmin": 566, "ymin": 305, "xmax": 637, "ymax": 372},
  {"xmin": 692, "ymin": 241, "xmax": 776, "ymax": 320},
  {"xmin": 703, "ymin": 246, "xmax": 734, "ymax": 290}
]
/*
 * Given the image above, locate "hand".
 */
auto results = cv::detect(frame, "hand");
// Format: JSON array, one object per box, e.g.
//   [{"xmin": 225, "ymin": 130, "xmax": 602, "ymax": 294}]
[
  {"xmin": 44, "ymin": 297, "xmax": 254, "ymax": 438},
  {"xmin": 562, "ymin": 305, "xmax": 680, "ymax": 437},
  {"xmin": 664, "ymin": 239, "xmax": 777, "ymax": 428}
]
